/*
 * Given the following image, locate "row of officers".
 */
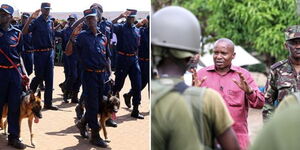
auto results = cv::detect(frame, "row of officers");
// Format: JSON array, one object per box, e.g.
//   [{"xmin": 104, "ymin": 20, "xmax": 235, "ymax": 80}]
[{"xmin": 0, "ymin": 2, "xmax": 149, "ymax": 149}]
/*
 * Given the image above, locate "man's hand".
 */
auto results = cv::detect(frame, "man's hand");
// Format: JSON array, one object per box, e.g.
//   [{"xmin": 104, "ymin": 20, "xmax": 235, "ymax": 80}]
[
  {"xmin": 232, "ymin": 72, "xmax": 253, "ymax": 94},
  {"xmin": 31, "ymin": 9, "xmax": 41, "ymax": 19},
  {"xmin": 22, "ymin": 75, "xmax": 30, "ymax": 86},
  {"xmin": 120, "ymin": 10, "xmax": 131, "ymax": 18},
  {"xmin": 191, "ymin": 68, "xmax": 207, "ymax": 87}
]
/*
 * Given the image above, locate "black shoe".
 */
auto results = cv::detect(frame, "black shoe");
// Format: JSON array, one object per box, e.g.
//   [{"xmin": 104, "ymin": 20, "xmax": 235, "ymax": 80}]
[
  {"xmin": 90, "ymin": 128, "xmax": 108, "ymax": 148},
  {"xmin": 76, "ymin": 117, "xmax": 89, "ymax": 138},
  {"xmin": 131, "ymin": 108, "xmax": 144, "ymax": 119},
  {"xmin": 63, "ymin": 92, "xmax": 69, "ymax": 103},
  {"xmin": 8, "ymin": 138, "xmax": 26, "ymax": 149},
  {"xmin": 71, "ymin": 92, "xmax": 79, "ymax": 103},
  {"xmin": 75, "ymin": 104, "xmax": 84, "ymax": 120},
  {"xmin": 44, "ymin": 105, "xmax": 59, "ymax": 110},
  {"xmin": 105, "ymin": 118, "xmax": 117, "ymax": 128},
  {"xmin": 59, "ymin": 82, "xmax": 65, "ymax": 93},
  {"xmin": 123, "ymin": 93, "xmax": 132, "ymax": 108}
]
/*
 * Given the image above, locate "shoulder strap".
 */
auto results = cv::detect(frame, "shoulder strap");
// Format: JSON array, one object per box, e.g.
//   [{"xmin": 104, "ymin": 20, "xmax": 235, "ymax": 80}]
[
  {"xmin": 0, "ymin": 48, "xmax": 23, "ymax": 77},
  {"xmin": 183, "ymin": 87, "xmax": 206, "ymax": 143}
]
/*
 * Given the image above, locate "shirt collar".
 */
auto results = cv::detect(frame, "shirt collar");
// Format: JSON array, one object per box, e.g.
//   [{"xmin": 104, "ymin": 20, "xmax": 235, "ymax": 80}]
[
  {"xmin": 206, "ymin": 65, "xmax": 238, "ymax": 72},
  {"xmin": 0, "ymin": 24, "xmax": 15, "ymax": 32}
]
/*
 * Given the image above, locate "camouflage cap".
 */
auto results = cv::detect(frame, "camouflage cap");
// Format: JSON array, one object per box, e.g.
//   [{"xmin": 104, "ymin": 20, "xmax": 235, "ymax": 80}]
[{"xmin": 285, "ymin": 25, "xmax": 300, "ymax": 41}]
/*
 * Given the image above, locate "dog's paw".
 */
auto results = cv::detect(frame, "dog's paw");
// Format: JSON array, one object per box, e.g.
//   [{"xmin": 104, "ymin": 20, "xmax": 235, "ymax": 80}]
[{"xmin": 31, "ymin": 142, "xmax": 36, "ymax": 148}]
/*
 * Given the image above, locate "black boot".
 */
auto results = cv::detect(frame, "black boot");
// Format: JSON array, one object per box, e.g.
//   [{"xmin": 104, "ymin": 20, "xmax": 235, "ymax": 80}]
[
  {"xmin": 105, "ymin": 118, "xmax": 117, "ymax": 127},
  {"xmin": 63, "ymin": 90, "xmax": 69, "ymax": 103},
  {"xmin": 90, "ymin": 128, "xmax": 108, "ymax": 148},
  {"xmin": 131, "ymin": 105, "xmax": 144, "ymax": 119},
  {"xmin": 71, "ymin": 92, "xmax": 79, "ymax": 103},
  {"xmin": 8, "ymin": 138, "xmax": 26, "ymax": 149},
  {"xmin": 59, "ymin": 82, "xmax": 65, "ymax": 93},
  {"xmin": 123, "ymin": 93, "xmax": 132, "ymax": 108},
  {"xmin": 75, "ymin": 104, "xmax": 84, "ymax": 120},
  {"xmin": 76, "ymin": 116, "xmax": 89, "ymax": 138}
]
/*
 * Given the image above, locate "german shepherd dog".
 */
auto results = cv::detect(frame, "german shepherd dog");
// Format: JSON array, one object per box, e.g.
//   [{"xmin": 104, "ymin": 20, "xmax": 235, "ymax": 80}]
[
  {"xmin": 99, "ymin": 95, "xmax": 120, "ymax": 142},
  {"xmin": 0, "ymin": 91, "xmax": 43, "ymax": 147}
]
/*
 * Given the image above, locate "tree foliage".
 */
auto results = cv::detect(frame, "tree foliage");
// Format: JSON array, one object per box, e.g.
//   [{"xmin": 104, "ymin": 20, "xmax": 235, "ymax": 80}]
[{"xmin": 152, "ymin": 0, "xmax": 300, "ymax": 64}]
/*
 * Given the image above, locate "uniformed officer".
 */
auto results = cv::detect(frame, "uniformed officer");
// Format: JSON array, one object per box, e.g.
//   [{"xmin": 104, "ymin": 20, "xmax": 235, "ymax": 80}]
[
  {"xmin": 151, "ymin": 6, "xmax": 240, "ymax": 150},
  {"xmin": 22, "ymin": 2, "xmax": 58, "ymax": 110},
  {"xmin": 124, "ymin": 16, "xmax": 149, "ymax": 108},
  {"xmin": 73, "ymin": 3, "xmax": 117, "ymax": 127},
  {"xmin": 0, "ymin": 4, "xmax": 29, "ymax": 149},
  {"xmin": 56, "ymin": 14, "xmax": 80, "ymax": 103},
  {"xmin": 111, "ymin": 9, "xmax": 143, "ymax": 119},
  {"xmin": 65, "ymin": 8, "xmax": 109, "ymax": 148},
  {"xmin": 250, "ymin": 105, "xmax": 300, "ymax": 150},
  {"xmin": 16, "ymin": 12, "xmax": 34, "ymax": 76},
  {"xmin": 263, "ymin": 25, "xmax": 300, "ymax": 120}
]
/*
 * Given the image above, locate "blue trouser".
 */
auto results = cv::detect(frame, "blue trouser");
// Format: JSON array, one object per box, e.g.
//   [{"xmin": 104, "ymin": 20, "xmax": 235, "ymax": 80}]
[
  {"xmin": 113, "ymin": 54, "xmax": 141, "ymax": 106},
  {"xmin": 21, "ymin": 52, "xmax": 34, "ymax": 76},
  {"xmin": 0, "ymin": 68, "xmax": 22, "ymax": 139},
  {"xmin": 30, "ymin": 50, "xmax": 54, "ymax": 106},
  {"xmin": 82, "ymin": 71, "xmax": 104, "ymax": 129},
  {"xmin": 103, "ymin": 71, "xmax": 112, "ymax": 96},
  {"xmin": 65, "ymin": 55, "xmax": 81, "ymax": 92},
  {"xmin": 62, "ymin": 53, "xmax": 69, "ymax": 83},
  {"xmin": 128, "ymin": 59, "xmax": 149, "ymax": 96}
]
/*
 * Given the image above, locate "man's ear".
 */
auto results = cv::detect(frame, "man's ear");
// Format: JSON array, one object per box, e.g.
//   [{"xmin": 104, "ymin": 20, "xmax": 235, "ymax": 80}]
[{"xmin": 232, "ymin": 52, "xmax": 236, "ymax": 59}]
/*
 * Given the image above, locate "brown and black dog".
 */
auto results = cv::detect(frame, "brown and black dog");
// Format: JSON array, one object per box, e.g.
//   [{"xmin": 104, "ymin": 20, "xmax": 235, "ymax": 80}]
[
  {"xmin": 0, "ymin": 91, "xmax": 43, "ymax": 147},
  {"xmin": 99, "ymin": 95, "xmax": 120, "ymax": 142}
]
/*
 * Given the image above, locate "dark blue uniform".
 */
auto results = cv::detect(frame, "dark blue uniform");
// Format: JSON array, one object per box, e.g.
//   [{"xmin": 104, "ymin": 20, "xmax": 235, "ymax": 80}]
[
  {"xmin": 28, "ymin": 15, "xmax": 55, "ymax": 107},
  {"xmin": 75, "ymin": 29, "xmax": 108, "ymax": 130},
  {"xmin": 0, "ymin": 25, "xmax": 23, "ymax": 139},
  {"xmin": 128, "ymin": 26, "xmax": 149, "ymax": 96},
  {"xmin": 56, "ymin": 26, "xmax": 81, "ymax": 94},
  {"xmin": 16, "ymin": 24, "xmax": 34, "ymax": 75},
  {"xmin": 112, "ymin": 22, "xmax": 142, "ymax": 106}
]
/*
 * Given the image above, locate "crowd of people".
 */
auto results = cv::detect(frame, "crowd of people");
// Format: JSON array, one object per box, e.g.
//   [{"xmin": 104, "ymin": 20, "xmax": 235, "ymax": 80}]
[
  {"xmin": 151, "ymin": 6, "xmax": 300, "ymax": 150},
  {"xmin": 0, "ymin": 2, "xmax": 149, "ymax": 149}
]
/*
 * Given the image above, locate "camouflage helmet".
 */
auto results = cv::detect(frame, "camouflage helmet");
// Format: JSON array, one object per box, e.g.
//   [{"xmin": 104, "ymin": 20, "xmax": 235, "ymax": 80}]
[
  {"xmin": 151, "ymin": 6, "xmax": 201, "ymax": 58},
  {"xmin": 285, "ymin": 25, "xmax": 300, "ymax": 41}
]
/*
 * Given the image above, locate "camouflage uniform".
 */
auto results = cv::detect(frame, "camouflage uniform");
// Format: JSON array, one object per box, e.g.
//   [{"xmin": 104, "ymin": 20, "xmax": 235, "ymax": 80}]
[{"xmin": 263, "ymin": 25, "xmax": 300, "ymax": 119}]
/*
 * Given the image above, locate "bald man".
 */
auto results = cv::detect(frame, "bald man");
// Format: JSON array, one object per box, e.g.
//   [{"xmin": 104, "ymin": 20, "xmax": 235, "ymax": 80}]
[{"xmin": 196, "ymin": 38, "xmax": 265, "ymax": 150}]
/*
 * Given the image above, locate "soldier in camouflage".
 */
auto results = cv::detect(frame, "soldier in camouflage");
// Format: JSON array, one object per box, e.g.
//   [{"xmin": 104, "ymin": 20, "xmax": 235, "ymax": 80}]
[{"xmin": 263, "ymin": 25, "xmax": 300, "ymax": 120}]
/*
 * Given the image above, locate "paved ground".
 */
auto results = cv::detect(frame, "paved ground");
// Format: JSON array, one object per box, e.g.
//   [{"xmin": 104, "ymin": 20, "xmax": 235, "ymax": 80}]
[{"xmin": 0, "ymin": 66, "xmax": 149, "ymax": 150}]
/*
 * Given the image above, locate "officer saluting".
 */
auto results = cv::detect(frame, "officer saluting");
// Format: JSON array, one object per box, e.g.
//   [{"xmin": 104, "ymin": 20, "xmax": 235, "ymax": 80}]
[
  {"xmin": 22, "ymin": 2, "xmax": 58, "ymax": 110},
  {"xmin": 0, "ymin": 4, "xmax": 29, "ymax": 149},
  {"xmin": 65, "ymin": 8, "xmax": 109, "ymax": 148},
  {"xmin": 111, "ymin": 9, "xmax": 144, "ymax": 119}
]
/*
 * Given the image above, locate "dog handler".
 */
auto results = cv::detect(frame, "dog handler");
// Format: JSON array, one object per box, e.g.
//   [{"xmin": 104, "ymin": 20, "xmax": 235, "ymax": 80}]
[
  {"xmin": 65, "ymin": 8, "xmax": 109, "ymax": 148},
  {"xmin": 0, "ymin": 4, "xmax": 29, "ymax": 149}
]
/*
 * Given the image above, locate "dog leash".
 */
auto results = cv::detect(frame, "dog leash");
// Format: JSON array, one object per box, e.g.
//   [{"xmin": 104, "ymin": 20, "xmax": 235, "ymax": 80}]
[{"xmin": 0, "ymin": 48, "xmax": 30, "ymax": 90}]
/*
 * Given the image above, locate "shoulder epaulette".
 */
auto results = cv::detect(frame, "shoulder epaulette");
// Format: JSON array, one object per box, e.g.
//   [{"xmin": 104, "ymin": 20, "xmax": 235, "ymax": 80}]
[{"xmin": 270, "ymin": 59, "xmax": 288, "ymax": 70}]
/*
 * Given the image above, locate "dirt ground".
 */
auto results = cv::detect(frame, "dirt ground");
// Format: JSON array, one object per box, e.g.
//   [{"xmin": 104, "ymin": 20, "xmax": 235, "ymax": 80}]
[{"xmin": 0, "ymin": 66, "xmax": 149, "ymax": 150}]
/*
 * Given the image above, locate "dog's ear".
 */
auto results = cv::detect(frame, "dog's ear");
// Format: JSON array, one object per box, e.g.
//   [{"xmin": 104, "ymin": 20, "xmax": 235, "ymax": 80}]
[
  {"xmin": 37, "ymin": 90, "xmax": 41, "ymax": 98},
  {"xmin": 30, "ymin": 93, "xmax": 35, "ymax": 102}
]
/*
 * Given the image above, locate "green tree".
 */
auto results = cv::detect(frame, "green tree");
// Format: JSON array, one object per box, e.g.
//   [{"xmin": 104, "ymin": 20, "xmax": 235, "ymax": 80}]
[{"xmin": 152, "ymin": 0, "xmax": 300, "ymax": 67}]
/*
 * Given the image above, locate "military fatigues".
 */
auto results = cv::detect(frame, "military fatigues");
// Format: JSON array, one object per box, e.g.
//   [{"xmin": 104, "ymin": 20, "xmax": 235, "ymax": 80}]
[
  {"xmin": 28, "ymin": 15, "xmax": 55, "ymax": 107},
  {"xmin": 263, "ymin": 59, "xmax": 300, "ymax": 119},
  {"xmin": 0, "ymin": 25, "xmax": 24, "ymax": 140},
  {"xmin": 151, "ymin": 78, "xmax": 203, "ymax": 150},
  {"xmin": 16, "ymin": 24, "xmax": 34, "ymax": 75},
  {"xmin": 152, "ymin": 78, "xmax": 234, "ymax": 149},
  {"xmin": 251, "ymin": 105, "xmax": 300, "ymax": 150},
  {"xmin": 75, "ymin": 28, "xmax": 108, "ymax": 130},
  {"xmin": 112, "ymin": 22, "xmax": 142, "ymax": 106}
]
